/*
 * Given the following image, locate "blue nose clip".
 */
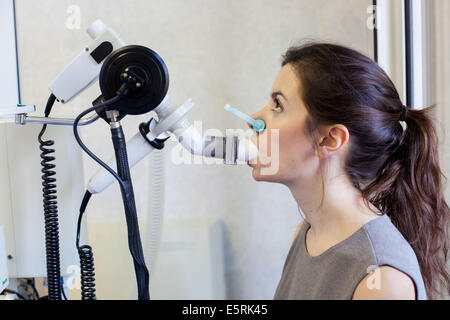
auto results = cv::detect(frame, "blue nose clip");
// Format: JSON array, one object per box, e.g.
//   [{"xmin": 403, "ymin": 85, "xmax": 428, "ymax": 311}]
[{"xmin": 224, "ymin": 104, "xmax": 265, "ymax": 132}]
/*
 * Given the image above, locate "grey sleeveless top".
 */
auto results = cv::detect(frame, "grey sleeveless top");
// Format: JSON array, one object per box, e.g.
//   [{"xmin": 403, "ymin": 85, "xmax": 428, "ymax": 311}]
[{"xmin": 274, "ymin": 214, "xmax": 427, "ymax": 300}]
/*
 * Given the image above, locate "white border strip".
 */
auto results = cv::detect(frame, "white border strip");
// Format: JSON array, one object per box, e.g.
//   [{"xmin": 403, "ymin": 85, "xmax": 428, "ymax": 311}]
[
  {"xmin": 412, "ymin": 0, "xmax": 425, "ymax": 109},
  {"xmin": 0, "ymin": 0, "xmax": 20, "ymax": 108}
]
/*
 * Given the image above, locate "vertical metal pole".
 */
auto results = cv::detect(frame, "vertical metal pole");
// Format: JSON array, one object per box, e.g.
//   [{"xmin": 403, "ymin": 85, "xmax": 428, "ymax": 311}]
[
  {"xmin": 12, "ymin": 0, "xmax": 21, "ymax": 104},
  {"xmin": 404, "ymin": 0, "xmax": 414, "ymax": 108},
  {"xmin": 373, "ymin": 0, "xmax": 378, "ymax": 63}
]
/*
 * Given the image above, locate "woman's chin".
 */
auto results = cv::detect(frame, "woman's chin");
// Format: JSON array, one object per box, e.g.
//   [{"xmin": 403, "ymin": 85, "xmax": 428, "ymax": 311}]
[
  {"xmin": 251, "ymin": 168, "xmax": 263, "ymax": 181},
  {"xmin": 250, "ymin": 165, "xmax": 281, "ymax": 182}
]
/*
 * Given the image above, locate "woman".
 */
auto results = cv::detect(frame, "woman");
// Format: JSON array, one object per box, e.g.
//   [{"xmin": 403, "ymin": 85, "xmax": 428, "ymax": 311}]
[{"xmin": 248, "ymin": 42, "xmax": 449, "ymax": 300}]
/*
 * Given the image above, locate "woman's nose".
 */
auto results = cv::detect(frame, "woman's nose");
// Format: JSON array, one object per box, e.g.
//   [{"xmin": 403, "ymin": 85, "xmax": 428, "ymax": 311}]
[
  {"xmin": 248, "ymin": 114, "xmax": 257, "ymax": 144},
  {"xmin": 248, "ymin": 112, "xmax": 259, "ymax": 130},
  {"xmin": 245, "ymin": 114, "xmax": 265, "ymax": 135}
]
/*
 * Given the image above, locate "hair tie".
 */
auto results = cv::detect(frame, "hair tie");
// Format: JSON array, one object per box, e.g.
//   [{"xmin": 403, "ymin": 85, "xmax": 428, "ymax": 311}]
[{"xmin": 399, "ymin": 106, "xmax": 409, "ymax": 122}]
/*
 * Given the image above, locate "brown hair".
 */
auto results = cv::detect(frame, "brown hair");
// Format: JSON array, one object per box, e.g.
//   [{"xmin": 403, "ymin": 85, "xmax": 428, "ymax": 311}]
[{"xmin": 282, "ymin": 42, "xmax": 449, "ymax": 299}]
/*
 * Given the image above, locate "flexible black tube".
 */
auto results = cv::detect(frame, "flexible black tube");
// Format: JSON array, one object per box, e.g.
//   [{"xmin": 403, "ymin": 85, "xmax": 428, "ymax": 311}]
[
  {"xmin": 110, "ymin": 125, "xmax": 150, "ymax": 300},
  {"xmin": 73, "ymin": 97, "xmax": 150, "ymax": 300}
]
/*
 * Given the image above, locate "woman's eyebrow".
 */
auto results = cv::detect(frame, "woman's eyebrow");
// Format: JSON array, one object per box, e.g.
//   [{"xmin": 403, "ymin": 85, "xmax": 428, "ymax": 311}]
[{"xmin": 271, "ymin": 91, "xmax": 287, "ymax": 101}]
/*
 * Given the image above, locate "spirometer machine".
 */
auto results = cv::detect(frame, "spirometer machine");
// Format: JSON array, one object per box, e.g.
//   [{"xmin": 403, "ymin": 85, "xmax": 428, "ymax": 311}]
[{"xmin": 0, "ymin": 18, "xmax": 260, "ymax": 300}]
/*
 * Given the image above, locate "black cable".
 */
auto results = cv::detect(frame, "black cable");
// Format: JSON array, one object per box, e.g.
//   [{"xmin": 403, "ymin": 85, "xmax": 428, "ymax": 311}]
[
  {"xmin": 24, "ymin": 278, "xmax": 39, "ymax": 300},
  {"xmin": 76, "ymin": 191, "xmax": 96, "ymax": 300},
  {"xmin": 61, "ymin": 278, "xmax": 68, "ymax": 300},
  {"xmin": 73, "ymin": 96, "xmax": 124, "ymax": 184},
  {"xmin": 38, "ymin": 93, "xmax": 62, "ymax": 300},
  {"xmin": 30, "ymin": 279, "xmax": 40, "ymax": 300},
  {"xmin": 3, "ymin": 289, "xmax": 27, "ymax": 300}
]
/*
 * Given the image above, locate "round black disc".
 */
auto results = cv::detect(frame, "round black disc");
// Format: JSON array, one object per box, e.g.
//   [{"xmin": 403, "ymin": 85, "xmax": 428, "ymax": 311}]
[{"xmin": 99, "ymin": 45, "xmax": 169, "ymax": 115}]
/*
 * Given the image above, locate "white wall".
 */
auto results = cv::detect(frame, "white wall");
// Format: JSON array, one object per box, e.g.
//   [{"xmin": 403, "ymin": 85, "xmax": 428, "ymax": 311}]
[
  {"xmin": 14, "ymin": 0, "xmax": 373, "ymax": 299},
  {"xmin": 432, "ymin": 0, "xmax": 450, "ymax": 300},
  {"xmin": 433, "ymin": 1, "xmax": 450, "ymax": 200}
]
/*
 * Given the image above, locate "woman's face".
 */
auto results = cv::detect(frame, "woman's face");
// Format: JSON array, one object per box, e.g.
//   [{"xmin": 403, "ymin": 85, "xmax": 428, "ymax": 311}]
[{"xmin": 248, "ymin": 63, "xmax": 320, "ymax": 185}]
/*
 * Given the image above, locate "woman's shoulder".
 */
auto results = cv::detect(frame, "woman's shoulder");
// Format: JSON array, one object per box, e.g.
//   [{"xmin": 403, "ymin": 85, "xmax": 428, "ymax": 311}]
[
  {"xmin": 291, "ymin": 219, "xmax": 306, "ymax": 245},
  {"xmin": 358, "ymin": 214, "xmax": 427, "ymax": 299},
  {"xmin": 361, "ymin": 214, "xmax": 419, "ymax": 266}
]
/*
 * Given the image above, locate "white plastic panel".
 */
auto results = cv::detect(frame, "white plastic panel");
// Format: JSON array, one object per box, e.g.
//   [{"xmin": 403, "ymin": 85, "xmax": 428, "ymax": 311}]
[
  {"xmin": 4, "ymin": 123, "xmax": 85, "ymax": 278},
  {"xmin": 150, "ymin": 217, "xmax": 226, "ymax": 299},
  {"xmin": 0, "ymin": 125, "xmax": 16, "ymax": 276},
  {"xmin": 410, "ymin": 0, "xmax": 432, "ymax": 110}
]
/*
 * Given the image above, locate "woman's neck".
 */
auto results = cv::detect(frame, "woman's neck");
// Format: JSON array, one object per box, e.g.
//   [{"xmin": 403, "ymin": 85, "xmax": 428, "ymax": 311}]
[{"xmin": 287, "ymin": 172, "xmax": 382, "ymax": 242}]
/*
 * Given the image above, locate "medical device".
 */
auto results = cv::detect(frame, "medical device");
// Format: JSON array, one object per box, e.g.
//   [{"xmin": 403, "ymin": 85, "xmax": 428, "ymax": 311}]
[
  {"xmin": 1, "ymin": 19, "xmax": 258, "ymax": 300},
  {"xmin": 224, "ymin": 104, "xmax": 265, "ymax": 133}
]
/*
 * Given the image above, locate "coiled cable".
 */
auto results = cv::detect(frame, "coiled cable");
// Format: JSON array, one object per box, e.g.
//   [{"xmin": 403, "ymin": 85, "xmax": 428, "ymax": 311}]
[
  {"xmin": 37, "ymin": 93, "xmax": 62, "ymax": 300},
  {"xmin": 76, "ymin": 191, "xmax": 96, "ymax": 300}
]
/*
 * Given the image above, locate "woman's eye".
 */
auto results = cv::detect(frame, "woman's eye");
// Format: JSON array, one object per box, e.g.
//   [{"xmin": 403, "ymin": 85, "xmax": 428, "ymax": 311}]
[{"xmin": 271, "ymin": 98, "xmax": 283, "ymax": 112}]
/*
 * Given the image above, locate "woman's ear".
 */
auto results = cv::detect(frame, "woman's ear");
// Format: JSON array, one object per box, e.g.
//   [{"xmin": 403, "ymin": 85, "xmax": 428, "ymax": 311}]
[{"xmin": 317, "ymin": 124, "xmax": 349, "ymax": 158}]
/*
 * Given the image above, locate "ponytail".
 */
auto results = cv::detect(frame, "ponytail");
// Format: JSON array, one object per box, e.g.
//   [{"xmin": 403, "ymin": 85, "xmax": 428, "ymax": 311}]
[{"xmin": 363, "ymin": 105, "xmax": 450, "ymax": 299}]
